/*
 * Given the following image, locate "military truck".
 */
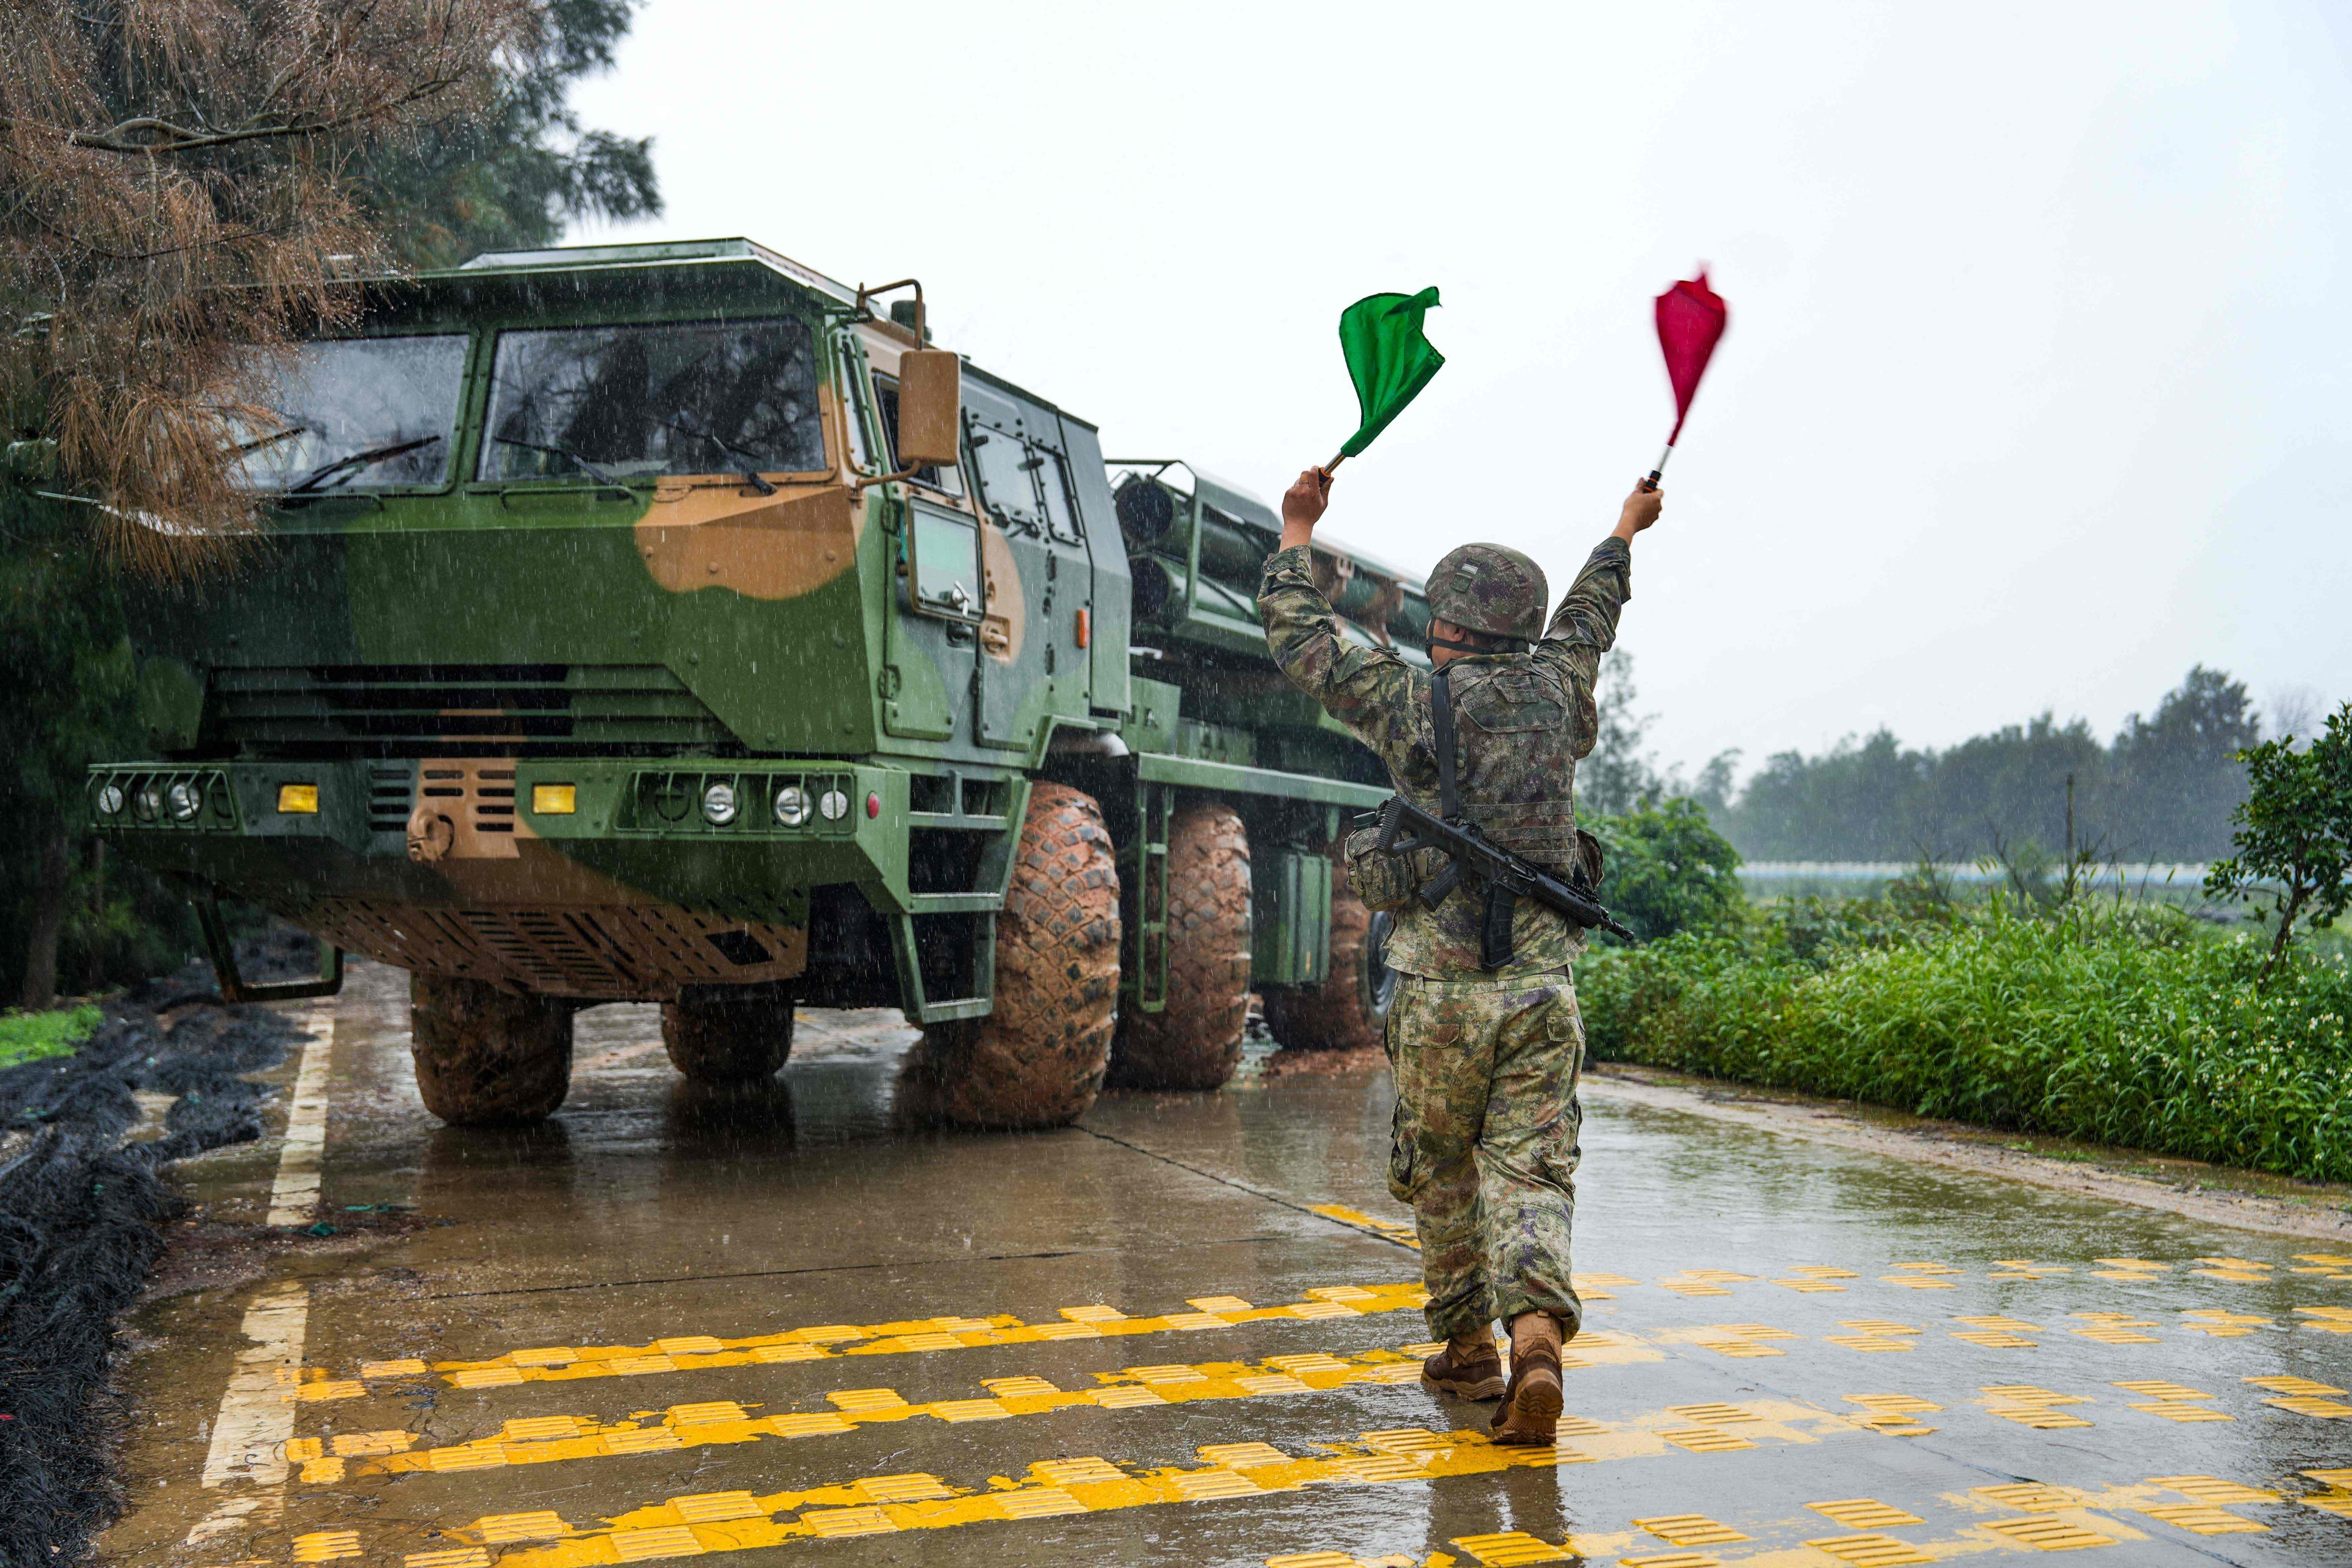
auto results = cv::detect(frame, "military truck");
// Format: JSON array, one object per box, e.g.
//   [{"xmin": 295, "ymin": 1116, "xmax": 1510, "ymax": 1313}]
[{"xmin": 88, "ymin": 238, "xmax": 1438, "ymax": 1127}]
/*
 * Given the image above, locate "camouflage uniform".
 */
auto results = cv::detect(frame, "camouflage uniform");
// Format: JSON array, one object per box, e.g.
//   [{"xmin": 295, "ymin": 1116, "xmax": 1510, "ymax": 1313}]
[{"xmin": 1257, "ymin": 536, "xmax": 1632, "ymax": 1339}]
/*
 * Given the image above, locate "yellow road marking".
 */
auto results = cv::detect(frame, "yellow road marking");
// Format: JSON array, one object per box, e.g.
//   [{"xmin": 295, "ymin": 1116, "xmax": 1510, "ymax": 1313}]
[
  {"xmin": 1805, "ymin": 1532, "xmax": 1933, "ymax": 1565},
  {"xmin": 1809, "ymin": 1499, "xmax": 1925, "ymax": 1529},
  {"xmin": 1451, "ymin": 1530, "xmax": 1571, "ymax": 1564},
  {"xmin": 468, "ymin": 1415, "xmax": 1834, "ymax": 1568},
  {"xmin": 303, "ymin": 1281, "xmax": 1427, "ymax": 1400},
  {"xmin": 1308, "ymin": 1203, "xmax": 1420, "ymax": 1248},
  {"xmin": 314, "ymin": 1396, "xmax": 1849, "ymax": 1566},
  {"xmin": 331, "ymin": 1323, "xmax": 1685, "ymax": 1481},
  {"xmin": 2135, "ymin": 1503, "xmax": 2267, "ymax": 1534},
  {"xmin": 1632, "ymin": 1514, "xmax": 1749, "ymax": 1545},
  {"xmin": 2147, "ymin": 1476, "xmax": 2276, "ymax": 1505},
  {"xmin": 1976, "ymin": 1515, "xmax": 2118, "ymax": 1549}
]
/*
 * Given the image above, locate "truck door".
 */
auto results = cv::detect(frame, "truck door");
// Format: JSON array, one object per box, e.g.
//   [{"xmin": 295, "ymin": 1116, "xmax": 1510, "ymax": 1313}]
[
  {"xmin": 964, "ymin": 383, "xmax": 1091, "ymax": 750},
  {"xmin": 864, "ymin": 353, "xmax": 982, "ymax": 744}
]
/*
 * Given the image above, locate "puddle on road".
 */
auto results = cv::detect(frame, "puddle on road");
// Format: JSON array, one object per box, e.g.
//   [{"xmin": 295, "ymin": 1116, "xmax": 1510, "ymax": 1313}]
[{"xmin": 100, "ymin": 961, "xmax": 2352, "ymax": 1567}]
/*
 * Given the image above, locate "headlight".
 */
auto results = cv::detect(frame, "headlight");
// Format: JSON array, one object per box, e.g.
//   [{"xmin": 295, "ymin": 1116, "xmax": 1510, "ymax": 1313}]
[
  {"xmin": 135, "ymin": 785, "xmax": 163, "ymax": 821},
  {"xmin": 818, "ymin": 788, "xmax": 850, "ymax": 822},
  {"xmin": 95, "ymin": 782, "xmax": 125, "ymax": 817},
  {"xmin": 774, "ymin": 785, "xmax": 809, "ymax": 827},
  {"xmin": 701, "ymin": 781, "xmax": 739, "ymax": 825},
  {"xmin": 167, "ymin": 781, "xmax": 202, "ymax": 821}
]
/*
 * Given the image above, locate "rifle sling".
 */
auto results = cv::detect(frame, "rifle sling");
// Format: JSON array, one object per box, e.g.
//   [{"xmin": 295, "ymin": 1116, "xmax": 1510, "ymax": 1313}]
[
  {"xmin": 1431, "ymin": 665, "xmax": 1516, "ymax": 968},
  {"xmin": 1431, "ymin": 664, "xmax": 1461, "ymax": 820}
]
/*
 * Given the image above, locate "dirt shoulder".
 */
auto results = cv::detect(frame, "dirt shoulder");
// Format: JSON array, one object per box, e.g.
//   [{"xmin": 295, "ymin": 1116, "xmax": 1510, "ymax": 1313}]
[{"xmin": 1583, "ymin": 1062, "xmax": 2352, "ymax": 1245}]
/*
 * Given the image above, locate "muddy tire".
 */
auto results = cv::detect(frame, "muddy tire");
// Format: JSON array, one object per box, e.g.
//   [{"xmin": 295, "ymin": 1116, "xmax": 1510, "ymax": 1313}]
[
  {"xmin": 902, "ymin": 782, "xmax": 1122, "ymax": 1129},
  {"xmin": 1107, "ymin": 800, "xmax": 1252, "ymax": 1090},
  {"xmin": 1263, "ymin": 876, "xmax": 1397, "ymax": 1052},
  {"xmin": 409, "ymin": 973, "xmax": 573, "ymax": 1125},
  {"xmin": 662, "ymin": 983, "xmax": 795, "ymax": 1082}
]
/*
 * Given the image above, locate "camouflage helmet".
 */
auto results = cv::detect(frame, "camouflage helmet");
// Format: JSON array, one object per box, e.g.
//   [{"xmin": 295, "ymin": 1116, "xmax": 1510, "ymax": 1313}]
[{"xmin": 1426, "ymin": 543, "xmax": 1548, "ymax": 643}]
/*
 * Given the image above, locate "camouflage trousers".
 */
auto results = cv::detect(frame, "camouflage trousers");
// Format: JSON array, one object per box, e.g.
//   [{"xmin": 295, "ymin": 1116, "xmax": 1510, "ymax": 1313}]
[{"xmin": 1384, "ymin": 968, "xmax": 1585, "ymax": 1342}]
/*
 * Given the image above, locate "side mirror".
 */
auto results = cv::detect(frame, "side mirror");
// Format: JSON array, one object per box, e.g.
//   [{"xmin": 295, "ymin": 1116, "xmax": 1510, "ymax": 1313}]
[{"xmin": 895, "ymin": 350, "xmax": 961, "ymax": 469}]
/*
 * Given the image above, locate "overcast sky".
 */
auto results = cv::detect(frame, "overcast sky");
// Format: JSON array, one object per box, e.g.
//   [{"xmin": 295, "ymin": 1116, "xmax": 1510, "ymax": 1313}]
[{"xmin": 569, "ymin": 2, "xmax": 2348, "ymax": 780}]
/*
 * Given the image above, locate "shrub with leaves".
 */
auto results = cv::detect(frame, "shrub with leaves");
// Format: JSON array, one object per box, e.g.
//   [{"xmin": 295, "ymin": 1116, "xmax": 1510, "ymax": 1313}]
[
  {"xmin": 2205, "ymin": 701, "xmax": 2352, "ymax": 980},
  {"xmin": 1588, "ymin": 798, "xmax": 1745, "ymax": 943},
  {"xmin": 1579, "ymin": 903, "xmax": 2352, "ymax": 1181}
]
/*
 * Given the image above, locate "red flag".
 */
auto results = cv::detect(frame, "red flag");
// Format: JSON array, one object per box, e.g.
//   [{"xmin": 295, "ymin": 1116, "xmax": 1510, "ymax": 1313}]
[{"xmin": 1654, "ymin": 269, "xmax": 1728, "ymax": 445}]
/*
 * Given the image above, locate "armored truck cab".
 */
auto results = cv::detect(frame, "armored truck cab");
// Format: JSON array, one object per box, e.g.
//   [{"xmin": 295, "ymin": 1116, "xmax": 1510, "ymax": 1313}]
[{"xmin": 92, "ymin": 239, "xmax": 1432, "ymax": 1126}]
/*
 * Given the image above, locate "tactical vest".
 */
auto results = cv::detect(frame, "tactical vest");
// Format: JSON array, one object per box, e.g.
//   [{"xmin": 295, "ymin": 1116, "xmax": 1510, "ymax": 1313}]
[{"xmin": 1419, "ymin": 658, "xmax": 1581, "ymax": 875}]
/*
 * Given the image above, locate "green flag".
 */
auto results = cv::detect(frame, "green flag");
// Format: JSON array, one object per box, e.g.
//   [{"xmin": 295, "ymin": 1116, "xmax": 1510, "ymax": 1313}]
[{"xmin": 1337, "ymin": 287, "xmax": 1444, "ymax": 459}]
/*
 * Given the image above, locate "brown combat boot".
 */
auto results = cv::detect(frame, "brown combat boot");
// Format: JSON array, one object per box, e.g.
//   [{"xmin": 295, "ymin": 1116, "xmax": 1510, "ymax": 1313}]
[
  {"xmin": 1420, "ymin": 1331, "xmax": 1505, "ymax": 1399},
  {"xmin": 1490, "ymin": 1311, "xmax": 1566, "ymax": 1445}
]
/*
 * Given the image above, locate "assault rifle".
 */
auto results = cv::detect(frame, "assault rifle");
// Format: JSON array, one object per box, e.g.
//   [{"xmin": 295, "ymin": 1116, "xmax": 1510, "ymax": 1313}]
[{"xmin": 1366, "ymin": 793, "xmax": 1637, "ymax": 955}]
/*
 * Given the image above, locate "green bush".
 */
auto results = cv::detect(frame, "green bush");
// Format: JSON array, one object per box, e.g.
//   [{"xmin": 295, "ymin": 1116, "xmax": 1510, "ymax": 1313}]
[
  {"xmin": 1589, "ymin": 798, "xmax": 1746, "ymax": 942},
  {"xmin": 0, "ymin": 1002, "xmax": 100, "ymax": 1068},
  {"xmin": 1578, "ymin": 903, "xmax": 2352, "ymax": 1181}
]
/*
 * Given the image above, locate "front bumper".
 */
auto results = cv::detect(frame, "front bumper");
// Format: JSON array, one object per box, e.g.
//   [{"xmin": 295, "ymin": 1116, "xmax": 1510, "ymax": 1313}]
[
  {"xmin": 88, "ymin": 756, "xmax": 917, "ymax": 902},
  {"xmin": 86, "ymin": 756, "xmax": 982, "ymax": 1002}
]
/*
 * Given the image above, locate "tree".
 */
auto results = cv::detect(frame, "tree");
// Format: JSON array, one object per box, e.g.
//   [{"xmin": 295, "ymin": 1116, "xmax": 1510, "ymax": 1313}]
[
  {"xmin": 1, "ymin": 0, "xmax": 534, "ymax": 566},
  {"xmin": 1707, "ymin": 667, "xmax": 2260, "ymax": 864},
  {"xmin": 2108, "ymin": 666, "xmax": 2260, "ymax": 860},
  {"xmin": 1590, "ymin": 798, "xmax": 1746, "ymax": 943},
  {"xmin": 2204, "ymin": 702, "xmax": 2352, "ymax": 982},
  {"xmin": 1578, "ymin": 650, "xmax": 1667, "ymax": 815},
  {"xmin": 1, "ymin": 486, "xmax": 137, "ymax": 1005},
  {"xmin": 357, "ymin": 0, "xmax": 660, "ymax": 269}
]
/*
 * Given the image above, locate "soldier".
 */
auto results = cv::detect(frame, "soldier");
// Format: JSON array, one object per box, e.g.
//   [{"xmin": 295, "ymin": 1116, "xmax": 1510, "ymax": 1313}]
[{"xmin": 1256, "ymin": 466, "xmax": 1661, "ymax": 1444}]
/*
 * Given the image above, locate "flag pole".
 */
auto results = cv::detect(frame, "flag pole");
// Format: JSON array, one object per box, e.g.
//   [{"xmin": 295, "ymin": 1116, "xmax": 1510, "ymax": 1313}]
[
  {"xmin": 1322, "ymin": 451, "xmax": 1347, "ymax": 477},
  {"xmin": 1642, "ymin": 441, "xmax": 1673, "ymax": 492}
]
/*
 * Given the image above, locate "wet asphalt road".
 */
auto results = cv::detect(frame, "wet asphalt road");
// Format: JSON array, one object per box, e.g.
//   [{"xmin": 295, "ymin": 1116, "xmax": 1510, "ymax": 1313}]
[{"xmin": 101, "ymin": 959, "xmax": 2352, "ymax": 1567}]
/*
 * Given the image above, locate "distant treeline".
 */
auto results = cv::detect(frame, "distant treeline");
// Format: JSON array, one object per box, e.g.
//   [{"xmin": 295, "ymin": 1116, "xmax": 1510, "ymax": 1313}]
[{"xmin": 1586, "ymin": 663, "xmax": 2296, "ymax": 865}]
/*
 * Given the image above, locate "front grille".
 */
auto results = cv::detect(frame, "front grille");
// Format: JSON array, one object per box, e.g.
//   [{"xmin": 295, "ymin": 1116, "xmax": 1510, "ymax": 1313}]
[
  {"xmin": 366, "ymin": 765, "xmax": 414, "ymax": 832},
  {"xmin": 207, "ymin": 663, "xmax": 736, "ymax": 757}
]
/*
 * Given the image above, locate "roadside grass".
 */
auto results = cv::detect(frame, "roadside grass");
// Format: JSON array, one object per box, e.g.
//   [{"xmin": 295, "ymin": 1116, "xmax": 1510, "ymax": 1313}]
[
  {"xmin": 0, "ymin": 1003, "xmax": 102, "ymax": 1069},
  {"xmin": 1579, "ymin": 902, "xmax": 2352, "ymax": 1183}
]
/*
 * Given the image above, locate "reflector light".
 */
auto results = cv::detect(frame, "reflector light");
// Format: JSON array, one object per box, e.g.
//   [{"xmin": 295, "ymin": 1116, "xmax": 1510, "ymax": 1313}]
[
  {"xmin": 278, "ymin": 783, "xmax": 319, "ymax": 814},
  {"xmin": 531, "ymin": 784, "xmax": 577, "ymax": 815}
]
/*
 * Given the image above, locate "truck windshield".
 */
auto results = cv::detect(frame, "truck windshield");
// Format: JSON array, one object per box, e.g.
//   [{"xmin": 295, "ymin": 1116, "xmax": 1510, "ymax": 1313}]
[
  {"xmin": 480, "ymin": 318, "xmax": 827, "ymax": 482},
  {"xmin": 229, "ymin": 335, "xmax": 468, "ymax": 490}
]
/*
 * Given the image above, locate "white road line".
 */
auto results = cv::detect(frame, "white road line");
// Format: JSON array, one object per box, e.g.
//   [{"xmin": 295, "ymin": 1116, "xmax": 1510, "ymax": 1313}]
[
  {"xmin": 184, "ymin": 1283, "xmax": 309, "ymax": 1542},
  {"xmin": 187, "ymin": 1005, "xmax": 337, "ymax": 1545},
  {"xmin": 265, "ymin": 1009, "xmax": 336, "ymax": 1227}
]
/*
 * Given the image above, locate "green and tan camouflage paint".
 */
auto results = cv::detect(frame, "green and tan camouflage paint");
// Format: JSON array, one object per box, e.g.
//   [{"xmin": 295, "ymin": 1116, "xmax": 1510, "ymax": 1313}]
[{"xmin": 92, "ymin": 239, "xmax": 1394, "ymax": 1008}]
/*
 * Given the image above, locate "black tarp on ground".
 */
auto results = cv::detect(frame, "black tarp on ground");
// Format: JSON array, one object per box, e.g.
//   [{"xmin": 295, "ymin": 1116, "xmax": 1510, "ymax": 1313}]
[{"xmin": 0, "ymin": 934, "xmax": 312, "ymax": 1566}]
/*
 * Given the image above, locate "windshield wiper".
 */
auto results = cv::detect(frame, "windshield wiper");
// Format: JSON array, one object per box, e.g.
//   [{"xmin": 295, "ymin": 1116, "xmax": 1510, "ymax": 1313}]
[
  {"xmin": 667, "ymin": 415, "xmax": 776, "ymax": 495},
  {"xmin": 493, "ymin": 435, "xmax": 622, "ymax": 486},
  {"xmin": 288, "ymin": 434, "xmax": 442, "ymax": 493},
  {"xmin": 233, "ymin": 423, "xmax": 308, "ymax": 457}
]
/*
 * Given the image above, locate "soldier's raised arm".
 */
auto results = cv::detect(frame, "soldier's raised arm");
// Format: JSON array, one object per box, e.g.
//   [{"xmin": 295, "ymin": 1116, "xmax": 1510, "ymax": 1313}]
[
  {"xmin": 1532, "ymin": 482, "xmax": 1661, "ymax": 755},
  {"xmin": 1257, "ymin": 468, "xmax": 1423, "ymax": 753}
]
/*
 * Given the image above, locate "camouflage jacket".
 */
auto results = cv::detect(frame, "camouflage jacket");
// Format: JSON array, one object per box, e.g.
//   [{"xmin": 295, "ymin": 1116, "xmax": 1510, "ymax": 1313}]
[{"xmin": 1257, "ymin": 536, "xmax": 1633, "ymax": 978}]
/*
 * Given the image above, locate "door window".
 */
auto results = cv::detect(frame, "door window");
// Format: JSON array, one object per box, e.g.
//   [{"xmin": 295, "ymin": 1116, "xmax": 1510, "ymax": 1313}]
[
  {"xmin": 1035, "ymin": 449, "xmax": 1082, "ymax": 543},
  {"xmin": 970, "ymin": 425, "xmax": 1044, "ymax": 533},
  {"xmin": 870, "ymin": 372, "xmax": 963, "ymax": 495},
  {"xmin": 909, "ymin": 507, "xmax": 982, "ymax": 621}
]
